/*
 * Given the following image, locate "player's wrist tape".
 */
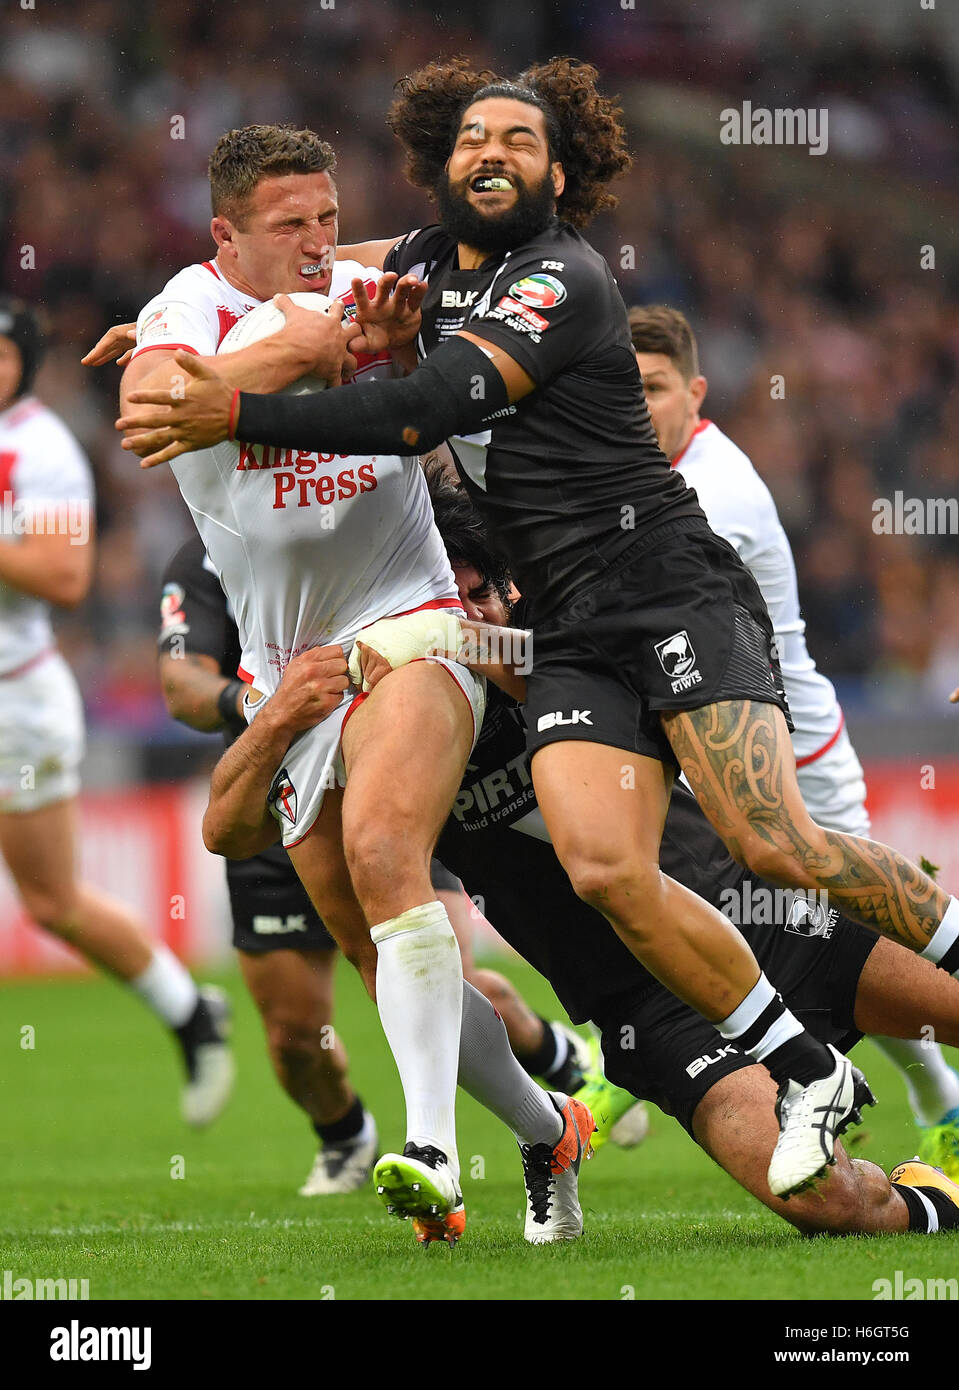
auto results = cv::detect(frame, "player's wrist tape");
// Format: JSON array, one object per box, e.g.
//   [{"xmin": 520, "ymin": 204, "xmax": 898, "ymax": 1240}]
[
  {"xmin": 235, "ymin": 335, "xmax": 509, "ymax": 455},
  {"xmin": 348, "ymin": 611, "xmax": 463, "ymax": 691},
  {"xmin": 217, "ymin": 678, "xmax": 248, "ymax": 735}
]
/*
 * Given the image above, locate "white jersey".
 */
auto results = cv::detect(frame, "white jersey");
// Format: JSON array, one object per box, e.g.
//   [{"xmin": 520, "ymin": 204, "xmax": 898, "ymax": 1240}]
[
  {"xmin": 0, "ymin": 396, "xmax": 94, "ymax": 676},
  {"xmin": 134, "ymin": 259, "xmax": 459, "ymax": 692},
  {"xmin": 673, "ymin": 421, "xmax": 843, "ymax": 764}
]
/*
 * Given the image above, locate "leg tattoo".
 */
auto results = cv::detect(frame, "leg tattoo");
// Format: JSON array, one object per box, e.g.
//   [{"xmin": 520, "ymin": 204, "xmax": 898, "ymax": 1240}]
[{"xmin": 664, "ymin": 701, "xmax": 949, "ymax": 952}]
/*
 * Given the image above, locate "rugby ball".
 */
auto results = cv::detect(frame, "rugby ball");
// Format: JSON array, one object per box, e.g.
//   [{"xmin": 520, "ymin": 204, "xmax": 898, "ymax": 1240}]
[{"xmin": 217, "ymin": 291, "xmax": 333, "ymax": 394}]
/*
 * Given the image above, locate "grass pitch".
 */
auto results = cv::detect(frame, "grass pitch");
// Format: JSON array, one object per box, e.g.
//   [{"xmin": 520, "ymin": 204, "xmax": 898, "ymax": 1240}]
[{"xmin": 3, "ymin": 959, "xmax": 958, "ymax": 1301}]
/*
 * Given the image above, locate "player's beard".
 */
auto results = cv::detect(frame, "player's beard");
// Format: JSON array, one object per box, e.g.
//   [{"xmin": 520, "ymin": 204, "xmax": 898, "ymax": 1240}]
[{"xmin": 435, "ymin": 168, "xmax": 556, "ymax": 255}]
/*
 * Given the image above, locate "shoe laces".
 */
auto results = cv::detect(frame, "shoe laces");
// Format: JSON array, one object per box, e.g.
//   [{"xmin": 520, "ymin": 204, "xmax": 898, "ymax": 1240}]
[{"xmin": 519, "ymin": 1142, "xmax": 555, "ymax": 1225}]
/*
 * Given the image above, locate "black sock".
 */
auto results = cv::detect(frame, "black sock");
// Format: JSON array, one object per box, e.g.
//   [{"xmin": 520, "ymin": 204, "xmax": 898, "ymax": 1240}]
[
  {"xmin": 896, "ymin": 1183, "xmax": 959, "ymax": 1232},
  {"xmin": 936, "ymin": 939, "xmax": 959, "ymax": 976},
  {"xmin": 314, "ymin": 1095, "xmax": 365, "ymax": 1146},
  {"xmin": 173, "ymin": 996, "xmax": 220, "ymax": 1049},
  {"xmin": 763, "ymin": 1032, "xmax": 836, "ymax": 1088},
  {"xmin": 717, "ymin": 975, "xmax": 834, "ymax": 1087}
]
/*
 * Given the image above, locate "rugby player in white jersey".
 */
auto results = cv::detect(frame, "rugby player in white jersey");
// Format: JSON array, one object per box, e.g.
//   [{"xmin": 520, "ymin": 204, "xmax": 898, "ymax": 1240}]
[
  {"xmin": 113, "ymin": 125, "xmax": 592, "ymax": 1243},
  {"xmin": 0, "ymin": 297, "xmax": 233, "ymax": 1126},
  {"xmin": 631, "ymin": 303, "xmax": 959, "ymax": 1172}
]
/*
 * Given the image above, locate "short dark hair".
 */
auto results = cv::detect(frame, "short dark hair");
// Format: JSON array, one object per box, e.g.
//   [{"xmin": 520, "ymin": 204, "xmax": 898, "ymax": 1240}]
[
  {"xmin": 208, "ymin": 124, "xmax": 336, "ymax": 225},
  {"xmin": 628, "ymin": 304, "xmax": 699, "ymax": 381},
  {"xmin": 423, "ymin": 459, "xmax": 511, "ymax": 606}
]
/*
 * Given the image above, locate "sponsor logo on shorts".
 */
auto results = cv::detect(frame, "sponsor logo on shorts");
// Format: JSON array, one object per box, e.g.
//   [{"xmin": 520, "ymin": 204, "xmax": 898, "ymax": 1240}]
[
  {"xmin": 507, "ymin": 274, "xmax": 566, "ymax": 309},
  {"xmin": 536, "ymin": 709, "xmax": 593, "ymax": 732},
  {"xmin": 785, "ymin": 893, "xmax": 838, "ymax": 939},
  {"xmin": 685, "ymin": 1044, "xmax": 739, "ymax": 1079},
  {"xmin": 268, "ymin": 767, "xmax": 298, "ymax": 825},
  {"xmin": 252, "ymin": 913, "xmax": 308, "ymax": 936},
  {"xmin": 654, "ymin": 629, "xmax": 703, "ymax": 693}
]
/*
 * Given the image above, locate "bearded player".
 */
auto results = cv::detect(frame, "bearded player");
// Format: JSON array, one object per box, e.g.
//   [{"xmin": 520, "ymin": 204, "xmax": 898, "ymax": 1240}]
[
  {"xmin": 111, "ymin": 124, "xmax": 592, "ymax": 1243},
  {"xmin": 0, "ymin": 297, "xmax": 233, "ymax": 1126},
  {"xmin": 120, "ymin": 59, "xmax": 959, "ymax": 1203}
]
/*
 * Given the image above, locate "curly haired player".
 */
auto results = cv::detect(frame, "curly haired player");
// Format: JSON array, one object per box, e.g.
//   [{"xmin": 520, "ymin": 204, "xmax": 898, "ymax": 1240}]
[{"xmin": 117, "ymin": 58, "xmax": 959, "ymax": 1208}]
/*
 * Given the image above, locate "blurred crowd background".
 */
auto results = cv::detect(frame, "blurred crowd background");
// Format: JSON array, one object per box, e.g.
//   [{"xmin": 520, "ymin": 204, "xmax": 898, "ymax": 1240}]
[{"xmin": 1, "ymin": 0, "xmax": 956, "ymax": 768}]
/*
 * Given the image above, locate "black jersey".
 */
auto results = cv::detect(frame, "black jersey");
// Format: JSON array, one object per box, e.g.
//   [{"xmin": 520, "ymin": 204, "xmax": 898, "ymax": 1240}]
[
  {"xmin": 385, "ymin": 221, "xmax": 706, "ymax": 618},
  {"xmin": 158, "ymin": 537, "xmax": 242, "ymax": 677}
]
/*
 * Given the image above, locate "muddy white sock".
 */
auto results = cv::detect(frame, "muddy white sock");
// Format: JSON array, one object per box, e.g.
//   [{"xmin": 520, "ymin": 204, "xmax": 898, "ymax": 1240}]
[{"xmin": 371, "ymin": 901, "xmax": 462, "ymax": 1179}]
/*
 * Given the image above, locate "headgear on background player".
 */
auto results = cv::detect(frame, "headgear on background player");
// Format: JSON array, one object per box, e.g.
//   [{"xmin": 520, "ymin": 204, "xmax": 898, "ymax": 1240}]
[{"xmin": 0, "ymin": 297, "xmax": 45, "ymax": 399}]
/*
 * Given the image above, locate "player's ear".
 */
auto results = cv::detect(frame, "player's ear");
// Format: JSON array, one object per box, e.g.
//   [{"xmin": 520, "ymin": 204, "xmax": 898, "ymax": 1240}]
[
  {"xmin": 689, "ymin": 374, "xmax": 708, "ymax": 412},
  {"xmin": 211, "ymin": 217, "xmax": 235, "ymax": 254},
  {"xmin": 550, "ymin": 162, "xmax": 565, "ymax": 199}
]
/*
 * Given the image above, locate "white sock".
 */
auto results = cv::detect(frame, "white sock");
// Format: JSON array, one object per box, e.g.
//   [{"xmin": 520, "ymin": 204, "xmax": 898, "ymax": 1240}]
[
  {"xmin": 128, "ymin": 944, "xmax": 198, "ymax": 1028},
  {"xmin": 920, "ymin": 897, "xmax": 959, "ymax": 971},
  {"xmin": 371, "ymin": 901, "xmax": 463, "ymax": 1178},
  {"xmin": 873, "ymin": 1036, "xmax": 959, "ymax": 1127},
  {"xmin": 458, "ymin": 982, "xmax": 563, "ymax": 1147}
]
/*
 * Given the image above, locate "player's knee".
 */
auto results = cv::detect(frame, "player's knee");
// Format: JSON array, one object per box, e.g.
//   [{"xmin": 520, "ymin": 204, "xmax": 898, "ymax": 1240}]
[
  {"xmin": 345, "ymin": 823, "xmax": 428, "ymax": 900},
  {"xmin": 565, "ymin": 853, "xmax": 661, "ymax": 922},
  {"xmin": 20, "ymin": 887, "xmax": 78, "ymax": 935},
  {"xmin": 779, "ymin": 1169, "xmax": 865, "ymax": 1236},
  {"xmin": 265, "ymin": 1012, "xmax": 333, "ymax": 1071}
]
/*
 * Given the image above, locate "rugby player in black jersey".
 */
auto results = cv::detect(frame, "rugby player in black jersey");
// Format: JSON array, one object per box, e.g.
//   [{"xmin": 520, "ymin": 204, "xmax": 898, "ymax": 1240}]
[
  {"xmin": 118, "ymin": 59, "xmax": 959, "ymax": 1203},
  {"xmin": 202, "ymin": 474, "xmax": 959, "ymax": 1239}
]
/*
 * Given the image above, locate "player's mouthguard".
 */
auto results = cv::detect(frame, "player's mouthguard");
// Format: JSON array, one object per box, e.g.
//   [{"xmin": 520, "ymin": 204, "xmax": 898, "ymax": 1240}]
[
  {"xmin": 471, "ymin": 176, "xmax": 513, "ymax": 192},
  {"xmin": 300, "ymin": 264, "xmax": 325, "ymax": 276}
]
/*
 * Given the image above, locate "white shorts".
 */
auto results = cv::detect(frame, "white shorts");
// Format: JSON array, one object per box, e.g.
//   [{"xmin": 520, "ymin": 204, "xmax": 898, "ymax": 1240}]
[
  {"xmin": 248, "ymin": 658, "xmax": 486, "ymax": 850},
  {"xmin": 795, "ymin": 723, "xmax": 870, "ymax": 836},
  {"xmin": 0, "ymin": 650, "xmax": 85, "ymax": 813}
]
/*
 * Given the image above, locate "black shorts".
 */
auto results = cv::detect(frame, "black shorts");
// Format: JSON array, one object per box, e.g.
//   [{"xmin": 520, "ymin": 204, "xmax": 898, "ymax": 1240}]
[
  {"xmin": 598, "ymin": 911, "xmax": 879, "ymax": 1136},
  {"xmin": 228, "ymin": 851, "xmax": 463, "ymax": 954},
  {"xmin": 228, "ymin": 847, "xmax": 337, "ymax": 953},
  {"xmin": 525, "ymin": 519, "xmax": 791, "ymax": 767}
]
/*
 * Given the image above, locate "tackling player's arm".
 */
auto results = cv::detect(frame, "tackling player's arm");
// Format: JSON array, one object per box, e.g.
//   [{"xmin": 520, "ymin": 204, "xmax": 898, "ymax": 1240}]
[
  {"xmin": 351, "ymin": 616, "xmax": 529, "ymax": 703},
  {"xmin": 335, "ymin": 237, "xmax": 405, "ymax": 270},
  {"xmin": 159, "ymin": 651, "xmax": 246, "ymax": 734},
  {"xmin": 157, "ymin": 547, "xmax": 248, "ymax": 733},
  {"xmin": 114, "ymin": 245, "xmax": 600, "ymax": 466},
  {"xmin": 119, "ymin": 293, "xmax": 356, "ymax": 424},
  {"xmin": 202, "ymin": 645, "xmax": 349, "ymax": 858},
  {"xmin": 118, "ymin": 331, "xmax": 532, "ymax": 465}
]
